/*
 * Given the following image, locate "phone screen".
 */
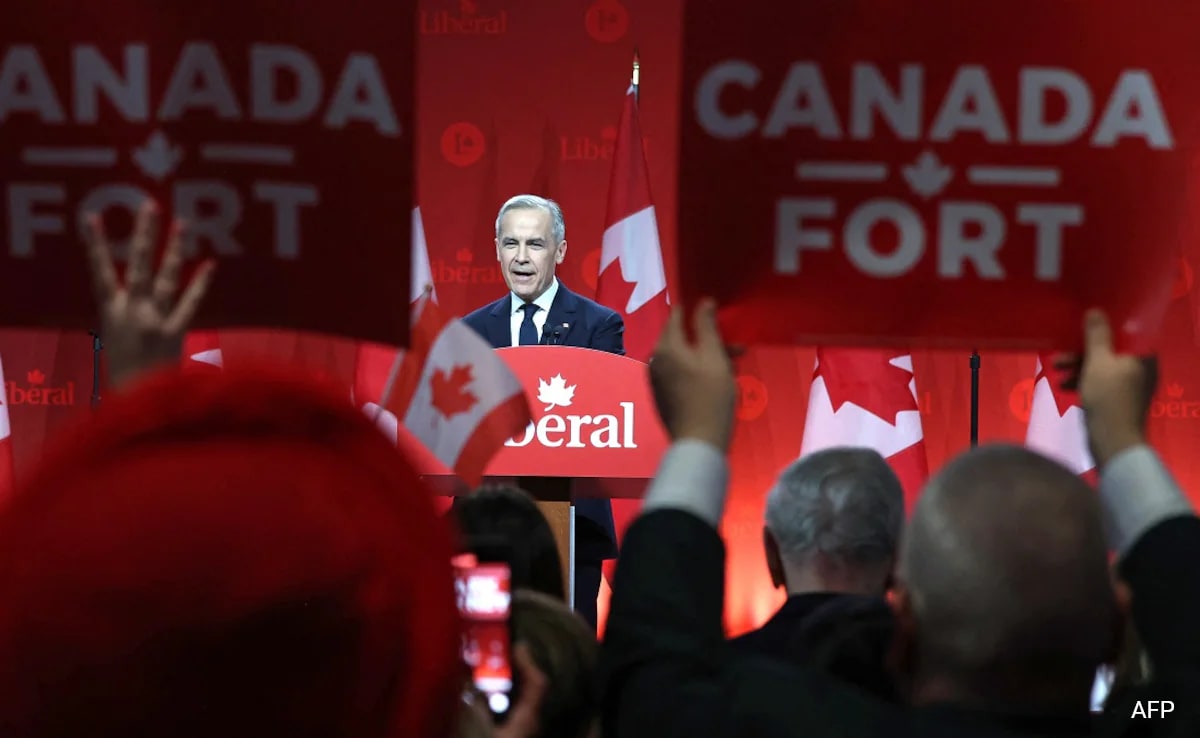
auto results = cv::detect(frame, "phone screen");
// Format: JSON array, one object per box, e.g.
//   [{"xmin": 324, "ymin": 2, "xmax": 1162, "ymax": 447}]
[{"xmin": 453, "ymin": 552, "xmax": 514, "ymax": 717}]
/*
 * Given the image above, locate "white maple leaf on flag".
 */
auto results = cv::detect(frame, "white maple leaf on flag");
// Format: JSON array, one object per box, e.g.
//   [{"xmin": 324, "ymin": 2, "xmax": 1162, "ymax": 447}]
[{"xmin": 537, "ymin": 374, "xmax": 575, "ymax": 411}]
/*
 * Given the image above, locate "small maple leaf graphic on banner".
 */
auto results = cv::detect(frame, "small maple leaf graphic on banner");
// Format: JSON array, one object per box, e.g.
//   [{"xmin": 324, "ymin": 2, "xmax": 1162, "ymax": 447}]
[
  {"xmin": 537, "ymin": 374, "xmax": 575, "ymax": 411},
  {"xmin": 1034, "ymin": 354, "xmax": 1079, "ymax": 418},
  {"xmin": 817, "ymin": 349, "xmax": 918, "ymax": 425},
  {"xmin": 430, "ymin": 365, "xmax": 478, "ymax": 419}
]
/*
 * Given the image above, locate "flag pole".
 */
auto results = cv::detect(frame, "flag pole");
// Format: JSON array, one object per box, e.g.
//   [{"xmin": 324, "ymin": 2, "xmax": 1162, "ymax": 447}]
[
  {"xmin": 969, "ymin": 351, "xmax": 981, "ymax": 446},
  {"xmin": 88, "ymin": 330, "xmax": 102, "ymax": 409},
  {"xmin": 632, "ymin": 47, "xmax": 640, "ymax": 104}
]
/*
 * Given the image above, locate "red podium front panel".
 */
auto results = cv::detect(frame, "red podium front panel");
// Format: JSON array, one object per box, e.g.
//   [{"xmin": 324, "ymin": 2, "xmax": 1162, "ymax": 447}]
[
  {"xmin": 488, "ymin": 347, "xmax": 668, "ymax": 478},
  {"xmin": 399, "ymin": 347, "xmax": 669, "ymax": 492}
]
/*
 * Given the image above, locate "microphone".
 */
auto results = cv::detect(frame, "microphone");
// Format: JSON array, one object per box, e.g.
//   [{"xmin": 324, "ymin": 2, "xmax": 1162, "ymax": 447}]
[{"xmin": 540, "ymin": 323, "xmax": 570, "ymax": 346}]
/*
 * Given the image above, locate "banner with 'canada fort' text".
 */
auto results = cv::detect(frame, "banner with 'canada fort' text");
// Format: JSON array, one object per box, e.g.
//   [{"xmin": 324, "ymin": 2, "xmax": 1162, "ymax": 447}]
[
  {"xmin": 678, "ymin": 0, "xmax": 1200, "ymax": 351},
  {"xmin": 0, "ymin": 1, "xmax": 415, "ymax": 346}
]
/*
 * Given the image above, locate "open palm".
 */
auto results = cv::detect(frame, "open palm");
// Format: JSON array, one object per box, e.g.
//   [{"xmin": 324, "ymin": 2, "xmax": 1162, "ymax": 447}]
[{"xmin": 83, "ymin": 200, "xmax": 216, "ymax": 389}]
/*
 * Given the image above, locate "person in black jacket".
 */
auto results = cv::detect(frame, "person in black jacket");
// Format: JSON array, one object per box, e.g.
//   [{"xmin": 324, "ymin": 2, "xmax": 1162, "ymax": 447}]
[
  {"xmin": 730, "ymin": 448, "xmax": 903, "ymax": 701},
  {"xmin": 600, "ymin": 302, "xmax": 1199, "ymax": 738}
]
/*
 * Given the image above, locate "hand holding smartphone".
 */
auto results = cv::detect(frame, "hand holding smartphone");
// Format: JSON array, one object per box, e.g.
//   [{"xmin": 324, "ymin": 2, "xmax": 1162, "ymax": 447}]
[{"xmin": 453, "ymin": 543, "xmax": 517, "ymax": 721}]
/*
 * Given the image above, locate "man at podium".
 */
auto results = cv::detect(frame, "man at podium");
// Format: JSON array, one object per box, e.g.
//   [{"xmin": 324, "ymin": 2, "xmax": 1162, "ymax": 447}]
[{"xmin": 463, "ymin": 194, "xmax": 625, "ymax": 628}]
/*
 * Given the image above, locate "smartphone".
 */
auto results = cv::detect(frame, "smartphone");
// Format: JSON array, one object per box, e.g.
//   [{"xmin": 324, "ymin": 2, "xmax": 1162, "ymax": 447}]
[{"xmin": 453, "ymin": 547, "xmax": 516, "ymax": 720}]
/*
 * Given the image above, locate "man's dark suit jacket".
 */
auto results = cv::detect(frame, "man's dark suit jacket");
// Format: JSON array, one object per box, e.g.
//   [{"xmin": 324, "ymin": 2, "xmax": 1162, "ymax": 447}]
[
  {"xmin": 730, "ymin": 591, "xmax": 899, "ymax": 702},
  {"xmin": 461, "ymin": 282, "xmax": 624, "ymax": 560},
  {"xmin": 601, "ymin": 508, "xmax": 1200, "ymax": 738}
]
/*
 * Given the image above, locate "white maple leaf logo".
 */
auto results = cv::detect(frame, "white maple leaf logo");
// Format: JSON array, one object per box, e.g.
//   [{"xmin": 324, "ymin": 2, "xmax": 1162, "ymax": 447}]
[{"xmin": 537, "ymin": 374, "xmax": 575, "ymax": 411}]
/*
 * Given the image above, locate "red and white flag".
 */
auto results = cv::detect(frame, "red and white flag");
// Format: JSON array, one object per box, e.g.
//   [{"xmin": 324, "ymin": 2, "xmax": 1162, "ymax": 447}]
[
  {"xmin": 409, "ymin": 206, "xmax": 437, "ymax": 306},
  {"xmin": 355, "ymin": 206, "xmax": 438, "ymax": 404},
  {"xmin": 378, "ymin": 295, "xmax": 531, "ymax": 486},
  {"xmin": 596, "ymin": 83, "xmax": 669, "ymax": 362},
  {"xmin": 800, "ymin": 349, "xmax": 929, "ymax": 510},
  {"xmin": 1025, "ymin": 353, "xmax": 1095, "ymax": 476},
  {"xmin": 0, "ymin": 355, "xmax": 15, "ymax": 504},
  {"xmin": 182, "ymin": 331, "xmax": 223, "ymax": 368},
  {"xmin": 595, "ymin": 76, "xmax": 672, "ymax": 620}
]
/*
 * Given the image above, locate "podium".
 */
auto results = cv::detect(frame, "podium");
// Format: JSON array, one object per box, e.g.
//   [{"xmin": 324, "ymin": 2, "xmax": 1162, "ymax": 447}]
[{"xmin": 399, "ymin": 347, "xmax": 670, "ymax": 607}]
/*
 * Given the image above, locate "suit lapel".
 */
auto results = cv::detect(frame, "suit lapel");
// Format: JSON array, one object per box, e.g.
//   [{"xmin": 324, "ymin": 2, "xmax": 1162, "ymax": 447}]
[
  {"xmin": 545, "ymin": 283, "xmax": 580, "ymax": 345},
  {"xmin": 486, "ymin": 295, "xmax": 512, "ymax": 348}
]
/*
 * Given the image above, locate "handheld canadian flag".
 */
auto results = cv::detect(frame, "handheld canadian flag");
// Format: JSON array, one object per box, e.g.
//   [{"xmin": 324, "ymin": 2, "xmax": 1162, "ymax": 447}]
[
  {"xmin": 596, "ymin": 76, "xmax": 669, "ymax": 362},
  {"xmin": 801, "ymin": 349, "xmax": 929, "ymax": 510},
  {"xmin": 378, "ymin": 294, "xmax": 531, "ymax": 486},
  {"xmin": 0, "ymin": 355, "xmax": 14, "ymax": 504},
  {"xmin": 1025, "ymin": 353, "xmax": 1095, "ymax": 476}
]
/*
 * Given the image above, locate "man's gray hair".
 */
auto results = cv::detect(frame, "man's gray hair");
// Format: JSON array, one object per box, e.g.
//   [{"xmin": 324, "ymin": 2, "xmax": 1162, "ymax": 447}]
[
  {"xmin": 495, "ymin": 194, "xmax": 566, "ymax": 244},
  {"xmin": 764, "ymin": 447, "xmax": 904, "ymax": 565}
]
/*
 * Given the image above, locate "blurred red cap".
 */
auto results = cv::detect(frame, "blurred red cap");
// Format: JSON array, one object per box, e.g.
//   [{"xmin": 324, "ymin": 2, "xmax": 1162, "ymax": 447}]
[{"xmin": 0, "ymin": 363, "xmax": 462, "ymax": 738}]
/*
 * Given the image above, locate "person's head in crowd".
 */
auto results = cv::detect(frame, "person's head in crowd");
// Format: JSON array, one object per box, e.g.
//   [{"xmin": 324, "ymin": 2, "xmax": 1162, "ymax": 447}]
[
  {"xmin": 512, "ymin": 590, "xmax": 599, "ymax": 738},
  {"xmin": 892, "ymin": 444, "xmax": 1120, "ymax": 711},
  {"xmin": 0, "ymin": 365, "xmax": 463, "ymax": 738},
  {"xmin": 495, "ymin": 194, "xmax": 567, "ymax": 303},
  {"xmin": 451, "ymin": 485, "xmax": 566, "ymax": 600},
  {"xmin": 763, "ymin": 448, "xmax": 904, "ymax": 596}
]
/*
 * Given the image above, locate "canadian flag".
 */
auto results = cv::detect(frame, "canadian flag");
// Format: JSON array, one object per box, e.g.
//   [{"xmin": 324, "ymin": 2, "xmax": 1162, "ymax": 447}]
[
  {"xmin": 0, "ymin": 355, "xmax": 14, "ymax": 504},
  {"xmin": 801, "ymin": 349, "xmax": 929, "ymax": 510},
  {"xmin": 595, "ymin": 77, "xmax": 671, "ymax": 629},
  {"xmin": 1025, "ymin": 353, "xmax": 1095, "ymax": 477},
  {"xmin": 377, "ymin": 294, "xmax": 531, "ymax": 486},
  {"xmin": 596, "ymin": 83, "xmax": 669, "ymax": 362}
]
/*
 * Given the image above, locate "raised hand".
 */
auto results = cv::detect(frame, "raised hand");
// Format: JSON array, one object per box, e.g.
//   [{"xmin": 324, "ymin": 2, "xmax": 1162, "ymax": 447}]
[
  {"xmin": 492, "ymin": 644, "xmax": 548, "ymax": 738},
  {"xmin": 649, "ymin": 299, "xmax": 738, "ymax": 452},
  {"xmin": 1061, "ymin": 310, "xmax": 1158, "ymax": 467},
  {"xmin": 83, "ymin": 200, "xmax": 216, "ymax": 389}
]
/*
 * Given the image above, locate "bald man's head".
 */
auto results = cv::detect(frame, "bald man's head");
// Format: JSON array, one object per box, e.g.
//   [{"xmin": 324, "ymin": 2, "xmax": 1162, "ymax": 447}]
[{"xmin": 896, "ymin": 445, "xmax": 1117, "ymax": 709}]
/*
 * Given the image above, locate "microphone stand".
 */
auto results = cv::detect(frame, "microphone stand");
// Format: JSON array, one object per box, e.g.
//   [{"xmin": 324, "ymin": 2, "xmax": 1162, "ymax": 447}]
[
  {"xmin": 969, "ymin": 351, "xmax": 981, "ymax": 447},
  {"xmin": 88, "ymin": 330, "xmax": 102, "ymax": 409}
]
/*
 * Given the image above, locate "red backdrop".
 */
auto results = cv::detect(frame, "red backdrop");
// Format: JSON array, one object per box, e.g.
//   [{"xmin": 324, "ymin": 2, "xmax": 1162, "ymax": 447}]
[{"xmin": 2, "ymin": 0, "xmax": 1198, "ymax": 635}]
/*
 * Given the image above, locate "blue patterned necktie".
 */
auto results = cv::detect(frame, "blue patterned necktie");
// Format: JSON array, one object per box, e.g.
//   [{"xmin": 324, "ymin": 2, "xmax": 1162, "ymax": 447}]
[{"xmin": 518, "ymin": 303, "xmax": 540, "ymax": 346}]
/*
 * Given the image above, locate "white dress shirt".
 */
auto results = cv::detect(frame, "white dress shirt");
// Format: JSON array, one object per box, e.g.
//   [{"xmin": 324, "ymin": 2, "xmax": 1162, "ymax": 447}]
[
  {"xmin": 641, "ymin": 439, "xmax": 730, "ymax": 527},
  {"xmin": 1098, "ymin": 443, "xmax": 1194, "ymax": 555},
  {"xmin": 509, "ymin": 277, "xmax": 560, "ymax": 347}
]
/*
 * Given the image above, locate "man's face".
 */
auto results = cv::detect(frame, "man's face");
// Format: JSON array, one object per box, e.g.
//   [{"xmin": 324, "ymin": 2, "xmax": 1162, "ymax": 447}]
[{"xmin": 496, "ymin": 207, "xmax": 566, "ymax": 302}]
